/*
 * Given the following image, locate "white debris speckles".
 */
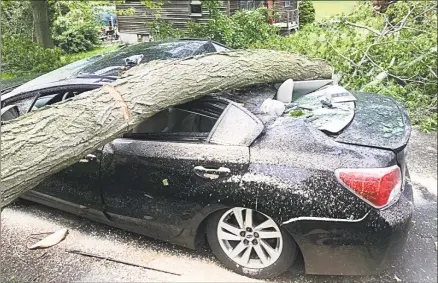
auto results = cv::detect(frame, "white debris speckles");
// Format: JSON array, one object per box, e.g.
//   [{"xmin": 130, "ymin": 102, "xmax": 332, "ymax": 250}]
[
  {"xmin": 241, "ymin": 172, "xmax": 290, "ymax": 191},
  {"xmin": 225, "ymin": 174, "xmax": 242, "ymax": 183},
  {"xmin": 1, "ymin": 202, "xmax": 260, "ymax": 282}
]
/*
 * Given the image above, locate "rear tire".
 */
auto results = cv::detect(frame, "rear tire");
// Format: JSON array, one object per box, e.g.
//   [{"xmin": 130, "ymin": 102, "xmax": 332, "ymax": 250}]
[{"xmin": 206, "ymin": 207, "xmax": 297, "ymax": 279}]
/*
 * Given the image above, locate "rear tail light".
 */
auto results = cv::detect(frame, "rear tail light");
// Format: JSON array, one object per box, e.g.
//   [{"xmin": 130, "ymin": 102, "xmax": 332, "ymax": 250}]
[{"xmin": 335, "ymin": 165, "xmax": 402, "ymax": 208}]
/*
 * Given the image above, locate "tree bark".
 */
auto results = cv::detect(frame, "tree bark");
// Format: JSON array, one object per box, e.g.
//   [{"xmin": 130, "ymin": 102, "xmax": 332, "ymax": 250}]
[
  {"xmin": 0, "ymin": 50, "xmax": 332, "ymax": 207},
  {"xmin": 30, "ymin": 0, "xmax": 54, "ymax": 48}
]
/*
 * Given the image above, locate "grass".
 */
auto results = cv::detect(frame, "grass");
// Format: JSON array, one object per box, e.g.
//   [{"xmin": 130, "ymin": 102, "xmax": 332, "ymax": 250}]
[
  {"xmin": 1, "ymin": 44, "xmax": 120, "ymax": 81},
  {"xmin": 59, "ymin": 44, "xmax": 120, "ymax": 66},
  {"xmin": 313, "ymin": 1, "xmax": 359, "ymax": 20}
]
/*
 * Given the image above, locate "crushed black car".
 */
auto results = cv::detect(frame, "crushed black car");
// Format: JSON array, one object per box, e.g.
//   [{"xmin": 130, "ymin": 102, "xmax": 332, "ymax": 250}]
[{"xmin": 0, "ymin": 39, "xmax": 413, "ymax": 279}]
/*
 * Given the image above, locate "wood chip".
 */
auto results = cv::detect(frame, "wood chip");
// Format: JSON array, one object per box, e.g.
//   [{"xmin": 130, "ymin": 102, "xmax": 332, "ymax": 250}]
[{"xmin": 28, "ymin": 228, "xmax": 68, "ymax": 250}]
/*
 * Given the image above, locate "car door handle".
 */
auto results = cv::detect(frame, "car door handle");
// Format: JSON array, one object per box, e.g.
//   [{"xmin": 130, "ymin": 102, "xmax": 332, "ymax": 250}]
[
  {"xmin": 193, "ymin": 166, "xmax": 231, "ymax": 180},
  {"xmin": 79, "ymin": 154, "xmax": 97, "ymax": 163}
]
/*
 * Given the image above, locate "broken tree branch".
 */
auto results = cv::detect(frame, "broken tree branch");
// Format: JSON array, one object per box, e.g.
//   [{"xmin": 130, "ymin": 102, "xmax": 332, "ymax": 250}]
[
  {"xmin": 326, "ymin": 40, "xmax": 358, "ymax": 68},
  {"xmin": 0, "ymin": 50, "xmax": 332, "ymax": 207},
  {"xmin": 363, "ymin": 52, "xmax": 435, "ymax": 85},
  {"xmin": 331, "ymin": 19, "xmax": 382, "ymax": 36}
]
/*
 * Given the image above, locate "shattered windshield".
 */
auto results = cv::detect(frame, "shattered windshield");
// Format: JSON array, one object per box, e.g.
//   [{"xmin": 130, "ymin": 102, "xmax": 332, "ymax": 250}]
[
  {"xmin": 79, "ymin": 41, "xmax": 213, "ymax": 75},
  {"xmin": 289, "ymin": 85, "xmax": 355, "ymax": 134},
  {"xmin": 9, "ymin": 55, "xmax": 104, "ymax": 95},
  {"xmin": 222, "ymin": 84, "xmax": 356, "ymax": 134},
  {"xmin": 10, "ymin": 40, "xmax": 215, "ymax": 95}
]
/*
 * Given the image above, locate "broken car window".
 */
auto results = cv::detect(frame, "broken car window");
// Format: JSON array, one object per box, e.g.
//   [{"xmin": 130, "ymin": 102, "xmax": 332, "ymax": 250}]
[
  {"xmin": 80, "ymin": 41, "xmax": 209, "ymax": 75},
  {"xmin": 131, "ymin": 108, "xmax": 217, "ymax": 135},
  {"xmin": 125, "ymin": 97, "xmax": 228, "ymax": 141}
]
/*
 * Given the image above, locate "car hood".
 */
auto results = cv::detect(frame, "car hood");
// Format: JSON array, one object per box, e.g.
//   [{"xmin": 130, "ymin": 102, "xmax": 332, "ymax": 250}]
[{"xmin": 335, "ymin": 92, "xmax": 411, "ymax": 151}]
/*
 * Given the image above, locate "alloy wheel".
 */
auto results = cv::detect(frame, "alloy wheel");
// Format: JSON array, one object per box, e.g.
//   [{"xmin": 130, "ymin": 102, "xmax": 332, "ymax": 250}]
[{"xmin": 217, "ymin": 207, "xmax": 283, "ymax": 269}]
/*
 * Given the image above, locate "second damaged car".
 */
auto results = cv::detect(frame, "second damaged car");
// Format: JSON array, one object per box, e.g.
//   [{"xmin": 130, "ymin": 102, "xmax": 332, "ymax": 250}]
[{"xmin": 2, "ymin": 52, "xmax": 413, "ymax": 278}]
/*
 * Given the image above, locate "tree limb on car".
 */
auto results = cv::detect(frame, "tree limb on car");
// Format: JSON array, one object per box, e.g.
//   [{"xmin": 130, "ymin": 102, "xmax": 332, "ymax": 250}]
[{"xmin": 0, "ymin": 49, "xmax": 332, "ymax": 208}]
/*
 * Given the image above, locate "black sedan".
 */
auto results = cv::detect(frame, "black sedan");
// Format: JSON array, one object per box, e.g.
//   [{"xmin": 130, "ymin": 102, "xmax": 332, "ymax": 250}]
[{"xmin": 1, "ymin": 39, "xmax": 413, "ymax": 279}]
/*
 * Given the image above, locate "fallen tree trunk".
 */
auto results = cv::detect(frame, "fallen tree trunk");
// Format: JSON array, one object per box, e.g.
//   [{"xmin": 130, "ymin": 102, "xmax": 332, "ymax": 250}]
[{"xmin": 1, "ymin": 49, "xmax": 332, "ymax": 207}]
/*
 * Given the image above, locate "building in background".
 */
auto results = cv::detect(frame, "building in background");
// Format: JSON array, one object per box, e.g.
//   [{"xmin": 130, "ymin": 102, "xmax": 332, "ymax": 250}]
[{"xmin": 116, "ymin": 0, "xmax": 299, "ymax": 43}]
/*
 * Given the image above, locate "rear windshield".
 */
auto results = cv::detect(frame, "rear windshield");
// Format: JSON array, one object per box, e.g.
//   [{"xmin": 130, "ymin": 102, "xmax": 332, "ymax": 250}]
[
  {"xmin": 222, "ymin": 84, "xmax": 356, "ymax": 134},
  {"xmin": 290, "ymin": 86, "xmax": 355, "ymax": 134}
]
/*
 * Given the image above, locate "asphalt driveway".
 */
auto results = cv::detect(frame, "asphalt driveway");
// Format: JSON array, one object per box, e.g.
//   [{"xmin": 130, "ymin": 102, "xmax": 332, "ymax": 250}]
[{"xmin": 1, "ymin": 128, "xmax": 436, "ymax": 283}]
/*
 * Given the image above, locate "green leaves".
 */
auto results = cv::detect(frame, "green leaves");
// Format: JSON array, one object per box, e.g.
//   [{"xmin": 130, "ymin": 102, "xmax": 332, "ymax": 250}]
[
  {"xmin": 254, "ymin": 1, "xmax": 437, "ymax": 131},
  {"xmin": 151, "ymin": 2, "xmax": 280, "ymax": 49},
  {"xmin": 52, "ymin": 17, "xmax": 101, "ymax": 54},
  {"xmin": 299, "ymin": 0, "xmax": 316, "ymax": 26},
  {"xmin": 289, "ymin": 110, "xmax": 305, "ymax": 117},
  {"xmin": 185, "ymin": 3, "xmax": 280, "ymax": 49},
  {"xmin": 1, "ymin": 34, "xmax": 64, "ymax": 75}
]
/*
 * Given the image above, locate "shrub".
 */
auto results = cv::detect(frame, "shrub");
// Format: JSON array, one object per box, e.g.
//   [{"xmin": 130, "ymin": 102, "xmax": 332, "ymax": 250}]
[
  {"xmin": 186, "ymin": 0, "xmax": 233, "ymax": 45},
  {"xmin": 186, "ymin": 5, "xmax": 279, "ymax": 49},
  {"xmin": 1, "ymin": 34, "xmax": 64, "ymax": 75},
  {"xmin": 299, "ymin": 0, "xmax": 315, "ymax": 26},
  {"xmin": 149, "ymin": 19, "xmax": 185, "ymax": 40},
  {"xmin": 52, "ymin": 17, "xmax": 101, "ymax": 54},
  {"xmin": 226, "ymin": 8, "xmax": 280, "ymax": 49},
  {"xmin": 150, "ymin": 0, "xmax": 279, "ymax": 48}
]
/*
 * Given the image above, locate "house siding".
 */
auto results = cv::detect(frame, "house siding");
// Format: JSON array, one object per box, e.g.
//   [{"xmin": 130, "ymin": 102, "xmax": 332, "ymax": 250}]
[
  {"xmin": 117, "ymin": 0, "xmax": 221, "ymax": 35},
  {"xmin": 229, "ymin": 1, "xmax": 298, "ymax": 22},
  {"xmin": 229, "ymin": 0, "xmax": 266, "ymax": 14},
  {"xmin": 274, "ymin": 0, "xmax": 298, "ymax": 22},
  {"xmin": 117, "ymin": 0, "xmax": 298, "ymax": 37}
]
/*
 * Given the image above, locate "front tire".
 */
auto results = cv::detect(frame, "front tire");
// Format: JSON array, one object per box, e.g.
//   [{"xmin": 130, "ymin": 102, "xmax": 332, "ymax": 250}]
[{"xmin": 206, "ymin": 207, "xmax": 297, "ymax": 279}]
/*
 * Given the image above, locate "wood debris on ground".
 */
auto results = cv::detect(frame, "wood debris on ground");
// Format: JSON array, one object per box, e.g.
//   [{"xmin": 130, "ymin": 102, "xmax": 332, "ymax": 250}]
[{"xmin": 28, "ymin": 228, "xmax": 69, "ymax": 250}]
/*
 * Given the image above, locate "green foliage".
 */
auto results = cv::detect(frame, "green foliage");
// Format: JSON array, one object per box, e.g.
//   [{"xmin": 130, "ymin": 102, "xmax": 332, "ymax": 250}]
[
  {"xmin": 149, "ymin": 0, "xmax": 278, "ymax": 48},
  {"xmin": 225, "ymin": 8, "xmax": 280, "ymax": 49},
  {"xmin": 149, "ymin": 19, "xmax": 184, "ymax": 40},
  {"xmin": 253, "ymin": 1, "xmax": 437, "ymax": 131},
  {"xmin": 186, "ymin": 0, "xmax": 232, "ymax": 44},
  {"xmin": 52, "ymin": 17, "xmax": 101, "ymax": 54},
  {"xmin": 143, "ymin": 0, "xmax": 183, "ymax": 40},
  {"xmin": 185, "ymin": 1, "xmax": 279, "ymax": 49},
  {"xmin": 299, "ymin": 0, "xmax": 315, "ymax": 26},
  {"xmin": 1, "ymin": 34, "xmax": 64, "ymax": 75},
  {"xmin": 1, "ymin": 0, "xmax": 33, "ymax": 38},
  {"xmin": 49, "ymin": 1, "xmax": 108, "ymax": 54},
  {"xmin": 290, "ymin": 110, "xmax": 305, "ymax": 117},
  {"xmin": 139, "ymin": 0, "xmax": 163, "ymax": 10}
]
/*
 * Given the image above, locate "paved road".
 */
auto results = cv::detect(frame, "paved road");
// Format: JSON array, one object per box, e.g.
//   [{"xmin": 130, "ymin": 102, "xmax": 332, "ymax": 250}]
[{"xmin": 1, "ymin": 129, "xmax": 436, "ymax": 283}]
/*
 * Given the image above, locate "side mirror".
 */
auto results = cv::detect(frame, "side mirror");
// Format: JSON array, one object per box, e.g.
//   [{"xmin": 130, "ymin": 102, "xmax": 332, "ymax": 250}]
[{"xmin": 1, "ymin": 105, "xmax": 20, "ymax": 123}]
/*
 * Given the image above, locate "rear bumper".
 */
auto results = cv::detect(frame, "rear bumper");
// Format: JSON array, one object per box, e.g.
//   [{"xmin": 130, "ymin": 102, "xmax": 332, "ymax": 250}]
[{"xmin": 282, "ymin": 181, "xmax": 413, "ymax": 275}]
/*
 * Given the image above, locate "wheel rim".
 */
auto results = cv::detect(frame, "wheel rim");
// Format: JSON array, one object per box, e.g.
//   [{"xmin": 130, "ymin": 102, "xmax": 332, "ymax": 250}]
[{"xmin": 217, "ymin": 207, "xmax": 283, "ymax": 269}]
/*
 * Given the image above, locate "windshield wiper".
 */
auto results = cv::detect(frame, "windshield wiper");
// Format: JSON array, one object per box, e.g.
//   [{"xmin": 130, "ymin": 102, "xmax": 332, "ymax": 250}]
[
  {"xmin": 76, "ymin": 73, "xmax": 118, "ymax": 81},
  {"xmin": 27, "ymin": 91, "xmax": 41, "ymax": 113}
]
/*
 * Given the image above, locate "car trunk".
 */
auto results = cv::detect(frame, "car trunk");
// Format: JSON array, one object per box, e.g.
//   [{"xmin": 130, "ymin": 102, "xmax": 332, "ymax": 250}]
[
  {"xmin": 288, "ymin": 84, "xmax": 411, "ymax": 154},
  {"xmin": 285, "ymin": 85, "xmax": 411, "ymax": 180}
]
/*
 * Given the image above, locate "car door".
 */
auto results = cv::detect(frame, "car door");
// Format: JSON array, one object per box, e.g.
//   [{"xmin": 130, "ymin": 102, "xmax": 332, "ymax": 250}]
[
  {"xmin": 100, "ymin": 98, "xmax": 263, "ymax": 240},
  {"xmin": 21, "ymin": 86, "xmax": 104, "ymax": 211}
]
